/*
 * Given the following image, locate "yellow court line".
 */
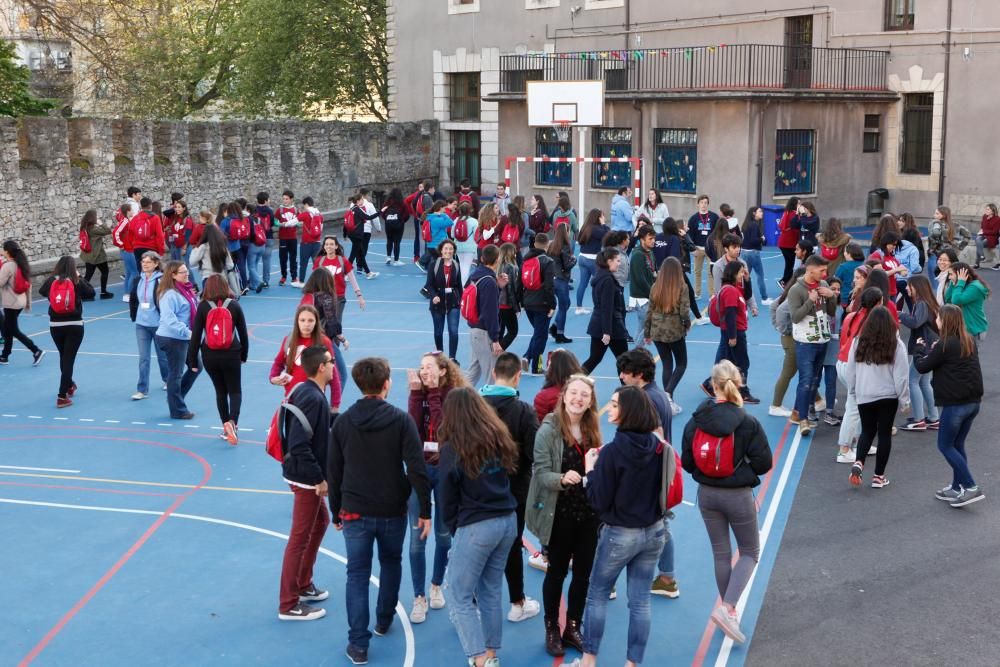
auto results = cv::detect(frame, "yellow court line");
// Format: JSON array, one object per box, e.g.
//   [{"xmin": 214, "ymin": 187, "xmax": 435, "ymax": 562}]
[{"xmin": 0, "ymin": 471, "xmax": 291, "ymax": 495}]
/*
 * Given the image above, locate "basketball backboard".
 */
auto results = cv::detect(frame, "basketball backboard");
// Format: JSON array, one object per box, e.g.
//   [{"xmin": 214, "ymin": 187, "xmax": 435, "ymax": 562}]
[{"xmin": 526, "ymin": 80, "xmax": 604, "ymax": 127}]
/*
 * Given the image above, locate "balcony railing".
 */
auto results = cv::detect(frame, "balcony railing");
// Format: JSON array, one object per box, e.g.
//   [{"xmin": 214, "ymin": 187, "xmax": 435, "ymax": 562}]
[{"xmin": 499, "ymin": 44, "xmax": 889, "ymax": 94}]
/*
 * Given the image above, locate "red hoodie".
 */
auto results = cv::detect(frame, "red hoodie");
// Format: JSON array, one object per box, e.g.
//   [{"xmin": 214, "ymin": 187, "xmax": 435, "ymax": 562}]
[
  {"xmin": 776, "ymin": 210, "xmax": 800, "ymax": 249},
  {"xmin": 268, "ymin": 335, "xmax": 341, "ymax": 409},
  {"xmin": 981, "ymin": 214, "xmax": 1000, "ymax": 249},
  {"xmin": 128, "ymin": 210, "xmax": 166, "ymax": 253},
  {"xmin": 275, "ymin": 205, "xmax": 299, "ymax": 241}
]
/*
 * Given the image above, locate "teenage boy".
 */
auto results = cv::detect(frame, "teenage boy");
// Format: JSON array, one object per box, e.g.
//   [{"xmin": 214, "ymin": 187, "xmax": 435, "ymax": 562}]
[
  {"xmin": 256, "ymin": 192, "xmax": 275, "ymax": 288},
  {"xmin": 466, "ymin": 244, "xmax": 508, "ymax": 388},
  {"xmin": 480, "ymin": 352, "xmax": 541, "ymax": 623},
  {"xmin": 278, "ymin": 345, "xmax": 334, "ymax": 622},
  {"xmin": 712, "ymin": 233, "xmax": 759, "ymax": 317},
  {"xmin": 276, "ymin": 190, "xmax": 299, "ymax": 286},
  {"xmin": 610, "ymin": 186, "xmax": 634, "ymax": 234},
  {"xmin": 130, "ymin": 197, "xmax": 166, "ymax": 273},
  {"xmin": 494, "ymin": 183, "xmax": 511, "ymax": 217},
  {"xmin": 615, "ymin": 348, "xmax": 680, "ymax": 600},
  {"xmin": 297, "ymin": 196, "xmax": 324, "ymax": 285},
  {"xmin": 329, "ymin": 357, "xmax": 431, "ymax": 666},
  {"xmin": 687, "ymin": 195, "xmax": 719, "ymax": 299},
  {"xmin": 629, "ymin": 225, "xmax": 657, "ymax": 343},
  {"xmin": 520, "ymin": 233, "xmax": 555, "ymax": 374},
  {"xmin": 124, "ymin": 186, "xmax": 142, "ymax": 216},
  {"xmin": 457, "ymin": 179, "xmax": 481, "ymax": 213},
  {"xmin": 359, "ymin": 189, "xmax": 382, "ymax": 279},
  {"xmin": 787, "ymin": 255, "xmax": 837, "ymax": 435}
]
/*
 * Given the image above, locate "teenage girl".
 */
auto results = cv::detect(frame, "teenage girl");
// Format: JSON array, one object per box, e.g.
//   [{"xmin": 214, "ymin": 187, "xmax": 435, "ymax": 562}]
[
  {"xmin": 836, "ymin": 286, "xmax": 885, "ymax": 463},
  {"xmin": 453, "ymin": 202, "xmax": 480, "ymax": 273},
  {"xmin": 899, "ymin": 274, "xmax": 940, "ymax": 432},
  {"xmin": 79, "ymin": 210, "xmax": 114, "ymax": 299},
  {"xmin": 301, "ymin": 268, "xmax": 348, "ymax": 392},
  {"xmin": 268, "ymin": 304, "xmax": 341, "ymax": 411},
  {"xmin": 314, "ymin": 235, "xmax": 366, "ymax": 320},
  {"xmin": 38, "ymin": 255, "xmax": 95, "ymax": 407},
  {"xmin": 581, "ymin": 247, "xmax": 628, "ymax": 374},
  {"xmin": 575, "ymin": 209, "xmax": 609, "ymax": 313},
  {"xmin": 547, "ymin": 224, "xmax": 576, "ymax": 344},
  {"xmin": 496, "ymin": 243, "xmax": 521, "ymax": 350},
  {"xmin": 943, "ymin": 262, "xmax": 990, "ymax": 340},
  {"xmin": 644, "ymin": 257, "xmax": 691, "ymax": 413},
  {"xmin": 0, "ymin": 240, "xmax": 44, "ymax": 365},
  {"xmin": 897, "ymin": 212, "xmax": 926, "ymax": 270},
  {"xmin": 776, "ymin": 197, "xmax": 801, "ymax": 287},
  {"xmin": 927, "ymin": 205, "xmax": 971, "ymax": 286},
  {"xmin": 529, "ymin": 195, "xmax": 550, "ymax": 236},
  {"xmin": 796, "ymin": 201, "xmax": 820, "ymax": 246},
  {"xmin": 425, "ymin": 239, "xmax": 463, "ymax": 361},
  {"xmin": 381, "ymin": 188, "xmax": 409, "ymax": 265},
  {"xmin": 740, "ymin": 206, "xmax": 768, "ymax": 303}
]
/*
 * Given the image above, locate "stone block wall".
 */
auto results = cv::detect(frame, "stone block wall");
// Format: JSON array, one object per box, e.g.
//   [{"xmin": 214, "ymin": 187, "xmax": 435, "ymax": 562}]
[{"xmin": 0, "ymin": 117, "xmax": 439, "ymax": 272}]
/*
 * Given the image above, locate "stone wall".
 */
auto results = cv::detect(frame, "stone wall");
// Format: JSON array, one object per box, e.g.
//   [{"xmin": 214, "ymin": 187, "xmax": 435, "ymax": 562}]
[{"xmin": 0, "ymin": 117, "xmax": 439, "ymax": 272}]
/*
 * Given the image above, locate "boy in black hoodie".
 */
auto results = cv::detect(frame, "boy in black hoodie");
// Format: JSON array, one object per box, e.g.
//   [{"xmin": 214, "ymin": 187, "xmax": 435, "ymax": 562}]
[
  {"xmin": 480, "ymin": 352, "xmax": 540, "ymax": 622},
  {"xmin": 328, "ymin": 357, "xmax": 431, "ymax": 666}
]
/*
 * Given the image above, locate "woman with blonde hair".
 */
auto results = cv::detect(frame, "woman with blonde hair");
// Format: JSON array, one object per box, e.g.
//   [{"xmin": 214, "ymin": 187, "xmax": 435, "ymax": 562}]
[
  {"xmin": 644, "ymin": 257, "xmax": 690, "ymax": 412},
  {"xmin": 154, "ymin": 261, "xmax": 201, "ymax": 419}
]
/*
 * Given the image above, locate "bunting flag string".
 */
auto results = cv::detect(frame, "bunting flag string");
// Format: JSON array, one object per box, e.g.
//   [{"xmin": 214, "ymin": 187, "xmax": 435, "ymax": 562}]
[{"xmin": 524, "ymin": 45, "xmax": 729, "ymax": 61}]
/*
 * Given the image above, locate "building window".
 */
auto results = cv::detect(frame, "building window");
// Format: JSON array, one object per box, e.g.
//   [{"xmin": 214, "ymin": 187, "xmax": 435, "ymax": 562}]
[
  {"xmin": 901, "ymin": 93, "xmax": 933, "ymax": 174},
  {"xmin": 885, "ymin": 0, "xmax": 915, "ymax": 31},
  {"xmin": 536, "ymin": 128, "xmax": 572, "ymax": 187},
  {"xmin": 450, "ymin": 72, "xmax": 480, "ymax": 121},
  {"xmin": 502, "ymin": 68, "xmax": 543, "ymax": 93},
  {"xmin": 775, "ymin": 129, "xmax": 816, "ymax": 196},
  {"xmin": 655, "ymin": 129, "xmax": 698, "ymax": 194},
  {"xmin": 863, "ymin": 114, "xmax": 881, "ymax": 153},
  {"xmin": 448, "ymin": 0, "xmax": 480, "ymax": 15},
  {"xmin": 526, "ymin": 0, "xmax": 560, "ymax": 8},
  {"xmin": 452, "ymin": 131, "xmax": 481, "ymax": 189},
  {"xmin": 585, "ymin": 0, "xmax": 625, "ymax": 8},
  {"xmin": 592, "ymin": 128, "xmax": 632, "ymax": 189}
]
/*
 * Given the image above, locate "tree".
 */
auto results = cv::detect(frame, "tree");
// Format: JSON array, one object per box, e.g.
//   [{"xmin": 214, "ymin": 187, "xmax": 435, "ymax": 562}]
[{"xmin": 0, "ymin": 39, "xmax": 54, "ymax": 116}]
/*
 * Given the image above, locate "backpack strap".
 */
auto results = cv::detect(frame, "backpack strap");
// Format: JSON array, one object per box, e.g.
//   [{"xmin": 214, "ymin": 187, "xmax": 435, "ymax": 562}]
[{"xmin": 280, "ymin": 383, "xmax": 315, "ymax": 461}]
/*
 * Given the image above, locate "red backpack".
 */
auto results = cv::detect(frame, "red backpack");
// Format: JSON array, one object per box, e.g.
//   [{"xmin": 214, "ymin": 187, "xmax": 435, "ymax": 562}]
[
  {"xmin": 422, "ymin": 218, "xmax": 433, "ymax": 243},
  {"xmin": 521, "ymin": 256, "xmax": 542, "ymax": 291},
  {"xmin": 659, "ymin": 440, "xmax": 684, "ymax": 511},
  {"xmin": 820, "ymin": 244, "xmax": 840, "ymax": 261},
  {"xmin": 460, "ymin": 276, "xmax": 489, "ymax": 325},
  {"xmin": 252, "ymin": 216, "xmax": 267, "ymax": 246},
  {"xmin": 343, "ymin": 209, "xmax": 358, "ymax": 235},
  {"xmin": 692, "ymin": 427, "xmax": 738, "ymax": 478},
  {"xmin": 265, "ymin": 383, "xmax": 314, "ymax": 463},
  {"xmin": 307, "ymin": 212, "xmax": 323, "ymax": 238},
  {"xmin": 48, "ymin": 278, "xmax": 76, "ymax": 314},
  {"xmin": 229, "ymin": 216, "xmax": 250, "ymax": 241},
  {"xmin": 500, "ymin": 223, "xmax": 520, "ymax": 244},
  {"xmin": 133, "ymin": 213, "xmax": 155, "ymax": 245},
  {"xmin": 79, "ymin": 230, "xmax": 92, "ymax": 254},
  {"xmin": 205, "ymin": 299, "xmax": 234, "ymax": 350},
  {"xmin": 708, "ymin": 284, "xmax": 737, "ymax": 328},
  {"xmin": 13, "ymin": 267, "xmax": 31, "ymax": 295},
  {"xmin": 553, "ymin": 213, "xmax": 571, "ymax": 231},
  {"xmin": 453, "ymin": 216, "xmax": 470, "ymax": 242},
  {"xmin": 458, "ymin": 192, "xmax": 474, "ymax": 207}
]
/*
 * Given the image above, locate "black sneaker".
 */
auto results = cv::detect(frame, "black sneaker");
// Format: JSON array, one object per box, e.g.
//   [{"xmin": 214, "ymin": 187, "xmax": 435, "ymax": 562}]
[
  {"xmin": 700, "ymin": 379, "xmax": 715, "ymax": 398},
  {"xmin": 549, "ymin": 324, "xmax": 558, "ymax": 340},
  {"xmin": 346, "ymin": 644, "xmax": 369, "ymax": 665},
  {"xmin": 0, "ymin": 357, "xmax": 8, "ymax": 365},
  {"xmin": 255, "ymin": 283, "xmax": 264, "ymax": 294},
  {"xmin": 299, "ymin": 584, "xmax": 329, "ymax": 602},
  {"xmin": 554, "ymin": 333, "xmax": 573, "ymax": 344},
  {"xmin": 241, "ymin": 287, "xmax": 250, "ymax": 296},
  {"xmin": 742, "ymin": 393, "xmax": 761, "ymax": 405},
  {"xmin": 100, "ymin": 291, "xmax": 114, "ymax": 299},
  {"xmin": 627, "ymin": 334, "xmax": 635, "ymax": 343},
  {"xmin": 374, "ymin": 620, "xmax": 391, "ymax": 636},
  {"xmin": 993, "ymin": 263, "xmax": 1000, "ymax": 271},
  {"xmin": 32, "ymin": 349, "xmax": 45, "ymax": 366},
  {"xmin": 278, "ymin": 603, "xmax": 326, "ymax": 621}
]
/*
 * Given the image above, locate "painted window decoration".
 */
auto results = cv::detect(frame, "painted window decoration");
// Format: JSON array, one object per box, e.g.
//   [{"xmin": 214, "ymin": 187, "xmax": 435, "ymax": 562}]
[
  {"xmin": 775, "ymin": 129, "xmax": 816, "ymax": 196},
  {"xmin": 655, "ymin": 128, "xmax": 698, "ymax": 194},
  {"xmin": 536, "ymin": 127, "xmax": 572, "ymax": 186},
  {"xmin": 592, "ymin": 128, "xmax": 632, "ymax": 189}
]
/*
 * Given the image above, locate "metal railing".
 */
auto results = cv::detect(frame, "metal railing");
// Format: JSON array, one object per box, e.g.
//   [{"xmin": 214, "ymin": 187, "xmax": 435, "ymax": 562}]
[{"xmin": 499, "ymin": 44, "xmax": 889, "ymax": 94}]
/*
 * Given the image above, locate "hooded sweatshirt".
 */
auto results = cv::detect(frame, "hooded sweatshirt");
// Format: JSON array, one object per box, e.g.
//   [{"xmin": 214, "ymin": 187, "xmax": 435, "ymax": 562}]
[
  {"xmin": 438, "ymin": 442, "xmax": 517, "ymax": 534},
  {"xmin": 585, "ymin": 429, "xmax": 663, "ymax": 528},
  {"xmin": 681, "ymin": 399, "xmax": 772, "ymax": 488},
  {"xmin": 480, "ymin": 384, "xmax": 539, "ymax": 503},
  {"xmin": 328, "ymin": 396, "xmax": 431, "ymax": 521}
]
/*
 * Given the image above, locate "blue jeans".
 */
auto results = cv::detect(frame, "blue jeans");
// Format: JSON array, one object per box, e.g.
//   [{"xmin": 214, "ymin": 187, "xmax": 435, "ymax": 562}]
[
  {"xmin": 262, "ymin": 239, "xmax": 274, "ymax": 284},
  {"xmin": 741, "ymin": 249, "xmax": 768, "ymax": 301},
  {"xmin": 821, "ymin": 364, "xmax": 837, "ymax": 412},
  {"xmin": 794, "ymin": 341, "xmax": 827, "ymax": 418},
  {"xmin": 938, "ymin": 403, "xmax": 979, "ymax": 490},
  {"xmin": 298, "ymin": 241, "xmax": 321, "ymax": 282},
  {"xmin": 445, "ymin": 513, "xmax": 517, "ymax": 660},
  {"xmin": 524, "ymin": 309, "xmax": 551, "ymax": 368},
  {"xmin": 583, "ymin": 522, "xmax": 665, "ymax": 663},
  {"xmin": 122, "ymin": 250, "xmax": 139, "ymax": 293},
  {"xmin": 155, "ymin": 335, "xmax": 199, "ymax": 418},
  {"xmin": 908, "ymin": 359, "xmax": 939, "ymax": 422},
  {"xmin": 927, "ymin": 254, "xmax": 938, "ymax": 290},
  {"xmin": 431, "ymin": 308, "xmax": 460, "ymax": 360},
  {"xmin": 575, "ymin": 255, "xmax": 597, "ymax": 307},
  {"xmin": 343, "ymin": 516, "xmax": 407, "ymax": 650},
  {"xmin": 657, "ymin": 517, "xmax": 674, "ymax": 578},
  {"xmin": 231, "ymin": 247, "xmax": 248, "ymax": 287},
  {"xmin": 553, "ymin": 277, "xmax": 570, "ymax": 333},
  {"xmin": 135, "ymin": 325, "xmax": 168, "ymax": 394},
  {"xmin": 407, "ymin": 463, "xmax": 451, "ymax": 597},
  {"xmin": 247, "ymin": 243, "xmax": 265, "ymax": 289},
  {"xmin": 333, "ymin": 343, "xmax": 347, "ymax": 393}
]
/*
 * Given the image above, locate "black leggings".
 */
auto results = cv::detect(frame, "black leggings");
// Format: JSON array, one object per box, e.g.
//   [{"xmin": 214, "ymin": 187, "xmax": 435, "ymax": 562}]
[
  {"xmin": 653, "ymin": 339, "xmax": 688, "ymax": 395},
  {"xmin": 2, "ymin": 308, "xmax": 40, "ymax": 359},
  {"xmin": 385, "ymin": 224, "xmax": 404, "ymax": 262},
  {"xmin": 50, "ymin": 325, "xmax": 83, "ymax": 398},
  {"xmin": 504, "ymin": 502, "xmax": 527, "ymax": 604},
  {"xmin": 856, "ymin": 398, "xmax": 898, "ymax": 476},
  {"xmin": 84, "ymin": 262, "xmax": 109, "ymax": 294},
  {"xmin": 202, "ymin": 352, "xmax": 243, "ymax": 424},
  {"xmin": 582, "ymin": 336, "xmax": 629, "ymax": 374},
  {"xmin": 780, "ymin": 247, "xmax": 797, "ymax": 285},
  {"xmin": 499, "ymin": 308, "xmax": 519, "ymax": 350},
  {"xmin": 683, "ymin": 273, "xmax": 702, "ymax": 319},
  {"xmin": 348, "ymin": 234, "xmax": 372, "ymax": 275},
  {"xmin": 542, "ymin": 512, "xmax": 599, "ymax": 622}
]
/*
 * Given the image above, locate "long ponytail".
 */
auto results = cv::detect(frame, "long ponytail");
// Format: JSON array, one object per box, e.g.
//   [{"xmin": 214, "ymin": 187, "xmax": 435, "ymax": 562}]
[
  {"xmin": 711, "ymin": 360, "xmax": 744, "ymax": 407},
  {"xmin": 2, "ymin": 240, "xmax": 31, "ymax": 278}
]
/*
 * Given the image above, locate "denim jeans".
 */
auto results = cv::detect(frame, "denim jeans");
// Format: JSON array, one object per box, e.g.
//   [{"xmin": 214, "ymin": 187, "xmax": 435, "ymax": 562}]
[
  {"xmin": 575, "ymin": 255, "xmax": 597, "ymax": 307},
  {"xmin": 298, "ymin": 241, "xmax": 321, "ymax": 282},
  {"xmin": 524, "ymin": 309, "xmax": 551, "ymax": 368},
  {"xmin": 582, "ymin": 522, "xmax": 665, "ymax": 664},
  {"xmin": 741, "ymin": 249, "xmax": 769, "ymax": 301},
  {"xmin": 122, "ymin": 250, "xmax": 139, "ymax": 294},
  {"xmin": 262, "ymin": 239, "xmax": 274, "ymax": 283},
  {"xmin": 343, "ymin": 516, "xmax": 407, "ymax": 650},
  {"xmin": 135, "ymin": 324, "xmax": 168, "ymax": 394},
  {"xmin": 407, "ymin": 463, "xmax": 451, "ymax": 597},
  {"xmin": 553, "ymin": 277, "xmax": 570, "ymax": 333},
  {"xmin": 794, "ymin": 341, "xmax": 827, "ymax": 418},
  {"xmin": 927, "ymin": 254, "xmax": 938, "ymax": 290},
  {"xmin": 333, "ymin": 342, "xmax": 347, "ymax": 393},
  {"xmin": 820, "ymin": 364, "xmax": 838, "ymax": 412},
  {"xmin": 657, "ymin": 517, "xmax": 674, "ymax": 578},
  {"xmin": 908, "ymin": 359, "xmax": 939, "ymax": 422},
  {"xmin": 445, "ymin": 512, "xmax": 517, "ymax": 660},
  {"xmin": 938, "ymin": 403, "xmax": 980, "ymax": 490},
  {"xmin": 431, "ymin": 308, "xmax": 460, "ymax": 360},
  {"xmin": 247, "ymin": 243, "xmax": 265, "ymax": 289},
  {"xmin": 231, "ymin": 247, "xmax": 248, "ymax": 287},
  {"xmin": 155, "ymin": 335, "xmax": 199, "ymax": 418}
]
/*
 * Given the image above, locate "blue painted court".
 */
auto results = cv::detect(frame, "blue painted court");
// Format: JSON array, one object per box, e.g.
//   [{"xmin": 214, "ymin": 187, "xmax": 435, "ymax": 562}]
[{"xmin": 0, "ymin": 246, "xmax": 815, "ymax": 666}]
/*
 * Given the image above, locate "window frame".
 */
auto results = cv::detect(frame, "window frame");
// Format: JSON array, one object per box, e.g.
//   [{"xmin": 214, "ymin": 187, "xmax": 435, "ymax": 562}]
[
  {"xmin": 535, "ymin": 127, "xmax": 573, "ymax": 187},
  {"xmin": 884, "ymin": 0, "xmax": 915, "ymax": 31},
  {"xmin": 654, "ymin": 128, "xmax": 698, "ymax": 195},
  {"xmin": 900, "ymin": 93, "xmax": 933, "ymax": 174},
  {"xmin": 774, "ymin": 129, "xmax": 817, "ymax": 197},
  {"xmin": 863, "ymin": 114, "xmax": 881, "ymax": 153},
  {"xmin": 448, "ymin": 0, "xmax": 480, "ymax": 15},
  {"xmin": 452, "ymin": 130, "xmax": 482, "ymax": 190},
  {"xmin": 449, "ymin": 72, "xmax": 481, "ymax": 122},
  {"xmin": 591, "ymin": 127, "xmax": 633, "ymax": 190}
]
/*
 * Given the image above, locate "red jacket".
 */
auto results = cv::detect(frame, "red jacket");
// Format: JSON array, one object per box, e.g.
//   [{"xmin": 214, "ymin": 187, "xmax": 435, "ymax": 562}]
[
  {"xmin": 981, "ymin": 214, "xmax": 1000, "ymax": 249},
  {"xmin": 408, "ymin": 385, "xmax": 454, "ymax": 463},
  {"xmin": 275, "ymin": 206, "xmax": 299, "ymax": 241},
  {"xmin": 534, "ymin": 384, "xmax": 562, "ymax": 423},
  {"xmin": 112, "ymin": 211, "xmax": 132, "ymax": 251},
  {"xmin": 268, "ymin": 335, "xmax": 341, "ymax": 409},
  {"xmin": 776, "ymin": 211, "xmax": 801, "ymax": 249},
  {"xmin": 128, "ymin": 211, "xmax": 166, "ymax": 253}
]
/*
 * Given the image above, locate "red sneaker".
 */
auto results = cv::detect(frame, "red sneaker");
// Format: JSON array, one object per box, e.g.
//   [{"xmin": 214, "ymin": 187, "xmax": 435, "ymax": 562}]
[{"xmin": 223, "ymin": 420, "xmax": 238, "ymax": 446}]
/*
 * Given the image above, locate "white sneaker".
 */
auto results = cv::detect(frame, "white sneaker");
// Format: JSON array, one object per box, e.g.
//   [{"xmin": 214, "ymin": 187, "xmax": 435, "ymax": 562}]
[
  {"xmin": 694, "ymin": 316, "xmax": 711, "ymax": 326},
  {"xmin": 409, "ymin": 596, "xmax": 428, "ymax": 624},
  {"xmin": 768, "ymin": 405, "xmax": 793, "ymax": 417},
  {"xmin": 891, "ymin": 426, "xmax": 898, "ymax": 436},
  {"xmin": 670, "ymin": 400, "xmax": 682, "ymax": 416},
  {"xmin": 385, "ymin": 258, "xmax": 392, "ymax": 265},
  {"xmin": 869, "ymin": 446, "xmax": 877, "ymax": 455},
  {"xmin": 507, "ymin": 597, "xmax": 540, "ymax": 622},
  {"xmin": 161, "ymin": 383, "xmax": 168, "ymax": 391},
  {"xmin": 761, "ymin": 298, "xmax": 775, "ymax": 306},
  {"xmin": 290, "ymin": 281, "xmax": 304, "ymax": 288},
  {"xmin": 393, "ymin": 260, "xmax": 405, "ymax": 266},
  {"xmin": 131, "ymin": 392, "xmax": 147, "ymax": 401},
  {"xmin": 122, "ymin": 294, "xmax": 130, "ymax": 303},
  {"xmin": 366, "ymin": 272, "xmax": 379, "ymax": 280},
  {"xmin": 528, "ymin": 551, "xmax": 548, "ymax": 572},
  {"xmin": 836, "ymin": 449, "xmax": 856, "ymax": 464},
  {"xmin": 814, "ymin": 398, "xmax": 826, "ymax": 412},
  {"xmin": 711, "ymin": 605, "xmax": 746, "ymax": 644},
  {"xmin": 428, "ymin": 584, "xmax": 445, "ymax": 609}
]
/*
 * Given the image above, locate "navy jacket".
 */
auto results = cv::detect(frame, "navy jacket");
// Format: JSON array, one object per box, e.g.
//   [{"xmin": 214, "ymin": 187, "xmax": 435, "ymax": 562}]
[
  {"xmin": 586, "ymin": 269, "xmax": 627, "ymax": 340},
  {"xmin": 585, "ymin": 430, "xmax": 664, "ymax": 528},
  {"xmin": 425, "ymin": 257, "xmax": 463, "ymax": 312},
  {"xmin": 467, "ymin": 265, "xmax": 501, "ymax": 342},
  {"xmin": 438, "ymin": 443, "xmax": 517, "ymax": 534},
  {"xmin": 281, "ymin": 380, "xmax": 331, "ymax": 487},
  {"xmin": 519, "ymin": 248, "xmax": 556, "ymax": 311},
  {"xmin": 681, "ymin": 399, "xmax": 772, "ymax": 488}
]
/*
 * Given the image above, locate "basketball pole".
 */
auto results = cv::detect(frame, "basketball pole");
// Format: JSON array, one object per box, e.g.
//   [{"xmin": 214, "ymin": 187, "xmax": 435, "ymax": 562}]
[{"xmin": 577, "ymin": 127, "xmax": 587, "ymax": 219}]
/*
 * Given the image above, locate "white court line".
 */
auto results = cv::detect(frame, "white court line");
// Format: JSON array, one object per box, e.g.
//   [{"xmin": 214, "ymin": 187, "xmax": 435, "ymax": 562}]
[
  {"xmin": 714, "ymin": 427, "xmax": 805, "ymax": 667},
  {"xmin": 0, "ymin": 497, "xmax": 417, "ymax": 667},
  {"xmin": 0, "ymin": 465, "xmax": 80, "ymax": 473}
]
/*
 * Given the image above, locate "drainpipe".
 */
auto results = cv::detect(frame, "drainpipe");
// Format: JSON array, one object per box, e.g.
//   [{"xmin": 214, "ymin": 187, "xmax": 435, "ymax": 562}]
[
  {"xmin": 624, "ymin": 0, "xmax": 631, "ymax": 51},
  {"xmin": 937, "ymin": 0, "xmax": 953, "ymax": 206},
  {"xmin": 633, "ymin": 99, "xmax": 643, "ymax": 196},
  {"xmin": 755, "ymin": 99, "xmax": 770, "ymax": 205}
]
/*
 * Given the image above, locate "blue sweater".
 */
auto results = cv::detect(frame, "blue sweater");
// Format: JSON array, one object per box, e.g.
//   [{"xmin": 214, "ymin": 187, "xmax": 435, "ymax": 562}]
[
  {"xmin": 742, "ymin": 218, "xmax": 765, "ymax": 251},
  {"xmin": 428, "ymin": 212, "xmax": 454, "ymax": 247},
  {"xmin": 155, "ymin": 289, "xmax": 193, "ymax": 340},
  {"xmin": 586, "ymin": 430, "xmax": 664, "ymax": 528},
  {"xmin": 219, "ymin": 216, "xmax": 241, "ymax": 252},
  {"xmin": 610, "ymin": 194, "xmax": 634, "ymax": 232}
]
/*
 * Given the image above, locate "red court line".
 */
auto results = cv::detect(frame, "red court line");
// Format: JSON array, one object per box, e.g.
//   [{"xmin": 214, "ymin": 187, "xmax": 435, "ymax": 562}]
[
  {"xmin": 0, "ymin": 481, "xmax": 182, "ymax": 498},
  {"xmin": 690, "ymin": 419, "xmax": 793, "ymax": 667},
  {"xmin": 15, "ymin": 432, "xmax": 213, "ymax": 666}
]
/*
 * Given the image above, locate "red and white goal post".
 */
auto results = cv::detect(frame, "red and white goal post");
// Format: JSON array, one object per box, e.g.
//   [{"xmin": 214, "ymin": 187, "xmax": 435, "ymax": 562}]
[{"xmin": 503, "ymin": 156, "xmax": 642, "ymax": 208}]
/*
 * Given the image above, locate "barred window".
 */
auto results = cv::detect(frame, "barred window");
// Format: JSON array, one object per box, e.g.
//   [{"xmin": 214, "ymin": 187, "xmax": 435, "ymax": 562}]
[
  {"xmin": 775, "ymin": 129, "xmax": 816, "ymax": 196},
  {"xmin": 901, "ymin": 93, "xmax": 932, "ymax": 174},
  {"xmin": 536, "ymin": 128, "xmax": 572, "ymax": 187},
  {"xmin": 655, "ymin": 129, "xmax": 697, "ymax": 194},
  {"xmin": 592, "ymin": 128, "xmax": 632, "ymax": 189}
]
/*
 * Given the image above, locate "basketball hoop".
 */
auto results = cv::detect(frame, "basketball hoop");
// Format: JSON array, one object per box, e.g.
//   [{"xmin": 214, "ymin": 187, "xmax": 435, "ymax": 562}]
[{"xmin": 553, "ymin": 121, "xmax": 571, "ymax": 143}]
